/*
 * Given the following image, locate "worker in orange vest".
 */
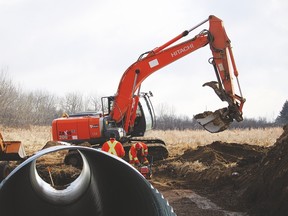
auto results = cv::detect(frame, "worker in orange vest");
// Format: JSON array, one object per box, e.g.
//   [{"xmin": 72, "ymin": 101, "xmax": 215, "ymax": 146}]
[
  {"xmin": 129, "ymin": 142, "xmax": 149, "ymax": 166},
  {"xmin": 101, "ymin": 133, "xmax": 125, "ymax": 158}
]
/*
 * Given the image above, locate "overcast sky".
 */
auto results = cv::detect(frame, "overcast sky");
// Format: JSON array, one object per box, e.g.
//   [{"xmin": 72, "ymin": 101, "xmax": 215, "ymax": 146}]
[{"xmin": 0, "ymin": 0, "xmax": 287, "ymax": 121}]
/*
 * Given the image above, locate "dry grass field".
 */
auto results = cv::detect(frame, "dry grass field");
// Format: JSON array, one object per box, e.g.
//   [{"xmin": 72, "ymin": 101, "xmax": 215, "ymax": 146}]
[
  {"xmin": 145, "ymin": 127, "xmax": 283, "ymax": 156},
  {"xmin": 0, "ymin": 125, "xmax": 283, "ymax": 156}
]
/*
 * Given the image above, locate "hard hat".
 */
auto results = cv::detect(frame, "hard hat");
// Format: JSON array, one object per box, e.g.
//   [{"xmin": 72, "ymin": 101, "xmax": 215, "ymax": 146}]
[{"xmin": 135, "ymin": 143, "xmax": 142, "ymax": 150}]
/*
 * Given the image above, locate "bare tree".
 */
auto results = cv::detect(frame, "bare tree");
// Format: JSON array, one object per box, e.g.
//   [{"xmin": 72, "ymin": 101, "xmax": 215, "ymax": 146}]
[
  {"xmin": 87, "ymin": 94, "xmax": 102, "ymax": 111},
  {"xmin": 0, "ymin": 72, "xmax": 22, "ymax": 125},
  {"xmin": 0, "ymin": 70, "xmax": 279, "ymax": 129},
  {"xmin": 27, "ymin": 90, "xmax": 58, "ymax": 125},
  {"xmin": 60, "ymin": 92, "xmax": 84, "ymax": 114},
  {"xmin": 155, "ymin": 103, "xmax": 180, "ymax": 130}
]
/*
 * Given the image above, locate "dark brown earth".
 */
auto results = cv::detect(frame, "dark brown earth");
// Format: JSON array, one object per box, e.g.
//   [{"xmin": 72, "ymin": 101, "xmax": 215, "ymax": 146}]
[
  {"xmin": 34, "ymin": 125, "xmax": 288, "ymax": 216},
  {"xmin": 150, "ymin": 125, "xmax": 288, "ymax": 216}
]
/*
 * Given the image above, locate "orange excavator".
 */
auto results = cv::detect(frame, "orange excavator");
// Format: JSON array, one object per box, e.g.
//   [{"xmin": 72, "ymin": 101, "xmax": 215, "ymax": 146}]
[
  {"xmin": 51, "ymin": 15, "xmax": 245, "ymax": 161},
  {"xmin": 0, "ymin": 131, "xmax": 26, "ymax": 181}
]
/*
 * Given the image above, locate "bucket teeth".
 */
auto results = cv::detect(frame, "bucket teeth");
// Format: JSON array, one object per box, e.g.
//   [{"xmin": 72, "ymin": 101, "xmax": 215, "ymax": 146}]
[{"xmin": 194, "ymin": 108, "xmax": 232, "ymax": 133}]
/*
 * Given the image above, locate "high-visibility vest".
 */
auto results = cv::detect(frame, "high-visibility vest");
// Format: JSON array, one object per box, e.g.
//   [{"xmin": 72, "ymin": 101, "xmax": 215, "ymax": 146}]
[
  {"xmin": 102, "ymin": 139, "xmax": 125, "ymax": 158},
  {"xmin": 107, "ymin": 140, "xmax": 118, "ymax": 155},
  {"xmin": 129, "ymin": 143, "xmax": 148, "ymax": 163}
]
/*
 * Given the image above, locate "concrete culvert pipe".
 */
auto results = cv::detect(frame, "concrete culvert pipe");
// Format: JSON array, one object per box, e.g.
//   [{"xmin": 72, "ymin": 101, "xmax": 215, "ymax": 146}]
[{"xmin": 0, "ymin": 145, "xmax": 176, "ymax": 216}]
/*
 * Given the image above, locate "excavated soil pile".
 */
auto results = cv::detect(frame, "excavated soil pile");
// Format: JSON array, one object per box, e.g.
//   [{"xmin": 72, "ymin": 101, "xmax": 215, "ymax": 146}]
[
  {"xmin": 242, "ymin": 125, "xmax": 288, "ymax": 215},
  {"xmin": 153, "ymin": 125, "xmax": 288, "ymax": 215}
]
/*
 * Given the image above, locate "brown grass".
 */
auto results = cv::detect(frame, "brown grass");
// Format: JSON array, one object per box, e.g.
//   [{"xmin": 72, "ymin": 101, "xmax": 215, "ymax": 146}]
[
  {"xmin": 0, "ymin": 125, "xmax": 52, "ymax": 155},
  {"xmin": 1, "ymin": 125, "xmax": 283, "ymax": 187},
  {"xmin": 0, "ymin": 126, "xmax": 283, "ymax": 157},
  {"xmin": 145, "ymin": 127, "xmax": 283, "ymax": 156}
]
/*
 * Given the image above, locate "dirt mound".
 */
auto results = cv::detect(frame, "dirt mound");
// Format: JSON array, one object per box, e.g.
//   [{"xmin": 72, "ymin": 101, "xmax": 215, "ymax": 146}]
[
  {"xmin": 242, "ymin": 125, "xmax": 288, "ymax": 215},
  {"xmin": 181, "ymin": 141, "xmax": 267, "ymax": 168},
  {"xmin": 153, "ymin": 125, "xmax": 288, "ymax": 215},
  {"xmin": 155, "ymin": 141, "xmax": 267, "ymax": 184}
]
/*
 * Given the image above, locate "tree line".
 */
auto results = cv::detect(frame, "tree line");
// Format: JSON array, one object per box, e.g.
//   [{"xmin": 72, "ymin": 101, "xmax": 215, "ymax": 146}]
[
  {"xmin": 155, "ymin": 113, "xmax": 283, "ymax": 130},
  {"xmin": 1, "ymin": 72, "xmax": 287, "ymax": 129},
  {"xmin": 0, "ymin": 72, "xmax": 102, "ymax": 127}
]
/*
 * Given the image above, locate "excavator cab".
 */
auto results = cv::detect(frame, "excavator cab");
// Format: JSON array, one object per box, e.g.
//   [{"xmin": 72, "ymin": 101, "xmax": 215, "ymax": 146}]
[
  {"xmin": 129, "ymin": 92, "xmax": 156, "ymax": 137},
  {"xmin": 101, "ymin": 92, "xmax": 156, "ymax": 138}
]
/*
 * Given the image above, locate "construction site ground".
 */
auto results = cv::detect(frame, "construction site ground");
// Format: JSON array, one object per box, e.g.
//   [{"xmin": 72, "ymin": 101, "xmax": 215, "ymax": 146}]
[
  {"xmin": 5, "ymin": 125, "xmax": 288, "ymax": 216},
  {"xmin": 149, "ymin": 125, "xmax": 288, "ymax": 216}
]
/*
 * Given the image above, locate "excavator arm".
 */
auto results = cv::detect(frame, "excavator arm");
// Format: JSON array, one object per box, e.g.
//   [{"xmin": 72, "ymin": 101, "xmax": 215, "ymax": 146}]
[{"xmin": 111, "ymin": 15, "xmax": 245, "ymax": 133}]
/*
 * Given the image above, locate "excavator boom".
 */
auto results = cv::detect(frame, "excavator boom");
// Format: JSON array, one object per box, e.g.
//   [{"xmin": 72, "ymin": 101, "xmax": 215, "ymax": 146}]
[{"xmin": 111, "ymin": 15, "xmax": 245, "ymax": 133}]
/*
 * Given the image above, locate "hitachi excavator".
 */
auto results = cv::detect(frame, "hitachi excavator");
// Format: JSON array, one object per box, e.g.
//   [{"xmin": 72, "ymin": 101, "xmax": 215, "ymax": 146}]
[{"xmin": 51, "ymin": 15, "xmax": 245, "ymax": 162}]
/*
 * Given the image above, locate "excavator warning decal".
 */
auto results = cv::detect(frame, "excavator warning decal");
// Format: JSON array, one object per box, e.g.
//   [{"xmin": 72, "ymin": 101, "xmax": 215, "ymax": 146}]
[
  {"xmin": 149, "ymin": 59, "xmax": 159, "ymax": 68},
  {"xmin": 58, "ymin": 130, "xmax": 77, "ymax": 140},
  {"xmin": 218, "ymin": 63, "xmax": 224, "ymax": 71}
]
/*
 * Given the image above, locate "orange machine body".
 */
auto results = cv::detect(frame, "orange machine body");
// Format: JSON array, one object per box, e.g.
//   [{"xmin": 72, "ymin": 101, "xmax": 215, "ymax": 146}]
[
  {"xmin": 52, "ymin": 113, "xmax": 106, "ymax": 144},
  {"xmin": 52, "ymin": 15, "xmax": 245, "ymax": 146}
]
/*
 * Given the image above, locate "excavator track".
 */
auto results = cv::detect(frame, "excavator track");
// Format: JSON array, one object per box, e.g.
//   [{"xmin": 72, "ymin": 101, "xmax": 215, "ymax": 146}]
[
  {"xmin": 63, "ymin": 138, "xmax": 169, "ymax": 168},
  {"xmin": 123, "ymin": 137, "xmax": 169, "ymax": 162}
]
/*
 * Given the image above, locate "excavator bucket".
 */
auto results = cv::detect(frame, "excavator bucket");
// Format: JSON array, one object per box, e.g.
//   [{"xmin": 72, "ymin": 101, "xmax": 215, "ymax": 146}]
[
  {"xmin": 0, "ymin": 141, "xmax": 27, "ymax": 161},
  {"xmin": 194, "ymin": 107, "xmax": 232, "ymax": 133}
]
